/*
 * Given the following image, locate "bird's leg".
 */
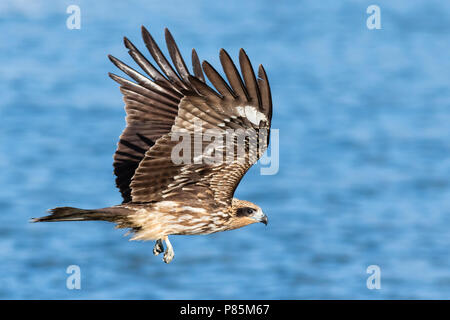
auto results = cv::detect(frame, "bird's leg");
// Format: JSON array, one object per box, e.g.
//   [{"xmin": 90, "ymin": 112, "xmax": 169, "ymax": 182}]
[
  {"xmin": 153, "ymin": 239, "xmax": 164, "ymax": 256},
  {"xmin": 163, "ymin": 236, "xmax": 174, "ymax": 263}
]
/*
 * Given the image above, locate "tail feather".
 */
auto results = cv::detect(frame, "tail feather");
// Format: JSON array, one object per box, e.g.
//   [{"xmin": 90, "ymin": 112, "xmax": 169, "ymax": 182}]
[{"xmin": 31, "ymin": 206, "xmax": 129, "ymax": 223}]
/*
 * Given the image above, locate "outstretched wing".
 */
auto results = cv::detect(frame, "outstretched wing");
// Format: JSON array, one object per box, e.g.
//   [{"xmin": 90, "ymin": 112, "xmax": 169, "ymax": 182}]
[
  {"xmin": 109, "ymin": 27, "xmax": 206, "ymax": 203},
  {"xmin": 125, "ymin": 38, "xmax": 272, "ymax": 206}
]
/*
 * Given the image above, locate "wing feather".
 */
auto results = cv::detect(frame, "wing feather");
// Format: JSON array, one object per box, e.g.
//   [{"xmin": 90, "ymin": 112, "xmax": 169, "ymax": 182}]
[
  {"xmin": 123, "ymin": 37, "xmax": 171, "ymax": 86},
  {"xmin": 257, "ymin": 64, "xmax": 272, "ymax": 122},
  {"xmin": 220, "ymin": 49, "xmax": 249, "ymax": 101},
  {"xmin": 165, "ymin": 28, "xmax": 191, "ymax": 84},
  {"xmin": 131, "ymin": 66, "xmax": 271, "ymax": 205},
  {"xmin": 141, "ymin": 26, "xmax": 188, "ymax": 90},
  {"xmin": 188, "ymin": 76, "xmax": 223, "ymax": 103},
  {"xmin": 109, "ymin": 27, "xmax": 272, "ymax": 205},
  {"xmin": 202, "ymin": 61, "xmax": 236, "ymax": 99},
  {"xmin": 108, "ymin": 55, "xmax": 182, "ymax": 101},
  {"xmin": 239, "ymin": 49, "xmax": 261, "ymax": 108},
  {"xmin": 191, "ymin": 49, "xmax": 205, "ymax": 82},
  {"xmin": 110, "ymin": 28, "xmax": 201, "ymax": 202}
]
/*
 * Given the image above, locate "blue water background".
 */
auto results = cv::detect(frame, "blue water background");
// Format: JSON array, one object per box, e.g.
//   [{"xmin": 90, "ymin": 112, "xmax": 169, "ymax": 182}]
[{"xmin": 1, "ymin": 0, "xmax": 450, "ymax": 299}]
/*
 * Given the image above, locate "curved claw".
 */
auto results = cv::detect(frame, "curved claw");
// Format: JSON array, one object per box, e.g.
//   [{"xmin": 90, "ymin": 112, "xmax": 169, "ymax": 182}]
[
  {"xmin": 162, "ymin": 236, "xmax": 174, "ymax": 263},
  {"xmin": 163, "ymin": 250, "xmax": 174, "ymax": 263},
  {"xmin": 153, "ymin": 239, "xmax": 164, "ymax": 256}
]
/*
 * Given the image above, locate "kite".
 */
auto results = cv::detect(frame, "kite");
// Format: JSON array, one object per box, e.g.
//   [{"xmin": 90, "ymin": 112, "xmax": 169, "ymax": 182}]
[{"xmin": 33, "ymin": 27, "xmax": 273, "ymax": 263}]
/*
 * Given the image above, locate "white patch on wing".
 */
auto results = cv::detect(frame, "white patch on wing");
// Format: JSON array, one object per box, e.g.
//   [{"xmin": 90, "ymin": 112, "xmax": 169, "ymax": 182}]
[
  {"xmin": 235, "ymin": 106, "xmax": 246, "ymax": 118},
  {"xmin": 181, "ymin": 206, "xmax": 207, "ymax": 213},
  {"xmin": 235, "ymin": 106, "xmax": 267, "ymax": 126},
  {"xmin": 153, "ymin": 201, "xmax": 179, "ymax": 209}
]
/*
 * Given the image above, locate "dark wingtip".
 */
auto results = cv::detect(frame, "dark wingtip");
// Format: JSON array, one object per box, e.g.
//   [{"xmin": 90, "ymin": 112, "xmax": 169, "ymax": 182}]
[
  {"xmin": 220, "ymin": 48, "xmax": 230, "ymax": 56},
  {"xmin": 219, "ymin": 48, "xmax": 228, "ymax": 57},
  {"xmin": 108, "ymin": 55, "xmax": 122, "ymax": 71},
  {"xmin": 201, "ymin": 60, "xmax": 210, "ymax": 69},
  {"xmin": 164, "ymin": 28, "xmax": 170, "ymax": 42},
  {"xmin": 108, "ymin": 55, "xmax": 123, "ymax": 69},
  {"xmin": 192, "ymin": 48, "xmax": 198, "ymax": 60},
  {"xmin": 239, "ymin": 48, "xmax": 250, "ymax": 64},
  {"xmin": 123, "ymin": 36, "xmax": 132, "ymax": 49},
  {"xmin": 141, "ymin": 25, "xmax": 150, "ymax": 39},
  {"xmin": 164, "ymin": 28, "xmax": 175, "ymax": 48},
  {"xmin": 257, "ymin": 64, "xmax": 266, "ymax": 79},
  {"xmin": 191, "ymin": 48, "xmax": 205, "ymax": 81}
]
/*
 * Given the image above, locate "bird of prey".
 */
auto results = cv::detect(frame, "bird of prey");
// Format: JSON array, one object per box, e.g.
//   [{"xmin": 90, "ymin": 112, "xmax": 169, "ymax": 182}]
[{"xmin": 33, "ymin": 27, "xmax": 273, "ymax": 263}]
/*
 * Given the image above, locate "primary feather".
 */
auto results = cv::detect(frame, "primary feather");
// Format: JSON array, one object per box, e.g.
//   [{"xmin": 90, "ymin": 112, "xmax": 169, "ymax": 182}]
[{"xmin": 33, "ymin": 27, "xmax": 273, "ymax": 264}]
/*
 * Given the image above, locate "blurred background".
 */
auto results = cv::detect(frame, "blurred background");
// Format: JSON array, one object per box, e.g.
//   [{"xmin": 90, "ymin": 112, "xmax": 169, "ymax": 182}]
[{"xmin": 1, "ymin": 0, "xmax": 450, "ymax": 299}]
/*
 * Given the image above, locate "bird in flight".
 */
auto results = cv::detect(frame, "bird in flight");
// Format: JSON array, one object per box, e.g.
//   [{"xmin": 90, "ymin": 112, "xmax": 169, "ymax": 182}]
[{"xmin": 33, "ymin": 27, "xmax": 273, "ymax": 263}]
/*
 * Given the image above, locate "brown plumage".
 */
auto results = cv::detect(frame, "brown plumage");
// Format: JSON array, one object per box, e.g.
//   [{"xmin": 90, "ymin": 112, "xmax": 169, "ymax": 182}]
[{"xmin": 32, "ymin": 27, "xmax": 272, "ymax": 263}]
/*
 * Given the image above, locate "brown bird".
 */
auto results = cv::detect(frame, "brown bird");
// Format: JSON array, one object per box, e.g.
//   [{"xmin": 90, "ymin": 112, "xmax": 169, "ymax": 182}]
[{"xmin": 32, "ymin": 27, "xmax": 273, "ymax": 263}]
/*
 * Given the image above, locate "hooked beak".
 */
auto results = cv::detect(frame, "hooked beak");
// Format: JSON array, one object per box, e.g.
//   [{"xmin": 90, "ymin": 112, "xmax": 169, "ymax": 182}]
[{"xmin": 260, "ymin": 215, "xmax": 268, "ymax": 226}]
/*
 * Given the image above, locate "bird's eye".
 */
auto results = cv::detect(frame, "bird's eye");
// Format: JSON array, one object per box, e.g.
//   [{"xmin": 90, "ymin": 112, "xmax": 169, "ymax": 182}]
[{"xmin": 236, "ymin": 207, "xmax": 255, "ymax": 217}]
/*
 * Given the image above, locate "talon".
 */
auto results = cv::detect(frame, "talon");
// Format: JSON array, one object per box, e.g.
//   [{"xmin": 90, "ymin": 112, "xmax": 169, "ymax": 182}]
[
  {"xmin": 153, "ymin": 239, "xmax": 164, "ymax": 256},
  {"xmin": 163, "ymin": 250, "xmax": 174, "ymax": 263},
  {"xmin": 162, "ymin": 236, "xmax": 174, "ymax": 263}
]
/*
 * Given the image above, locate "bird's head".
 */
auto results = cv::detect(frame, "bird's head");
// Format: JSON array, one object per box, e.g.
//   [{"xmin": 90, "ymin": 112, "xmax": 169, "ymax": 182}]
[{"xmin": 229, "ymin": 199, "xmax": 268, "ymax": 229}]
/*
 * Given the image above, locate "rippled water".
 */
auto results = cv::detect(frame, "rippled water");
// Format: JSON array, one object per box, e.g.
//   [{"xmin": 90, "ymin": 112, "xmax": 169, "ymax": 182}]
[{"xmin": 1, "ymin": 0, "xmax": 450, "ymax": 299}]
